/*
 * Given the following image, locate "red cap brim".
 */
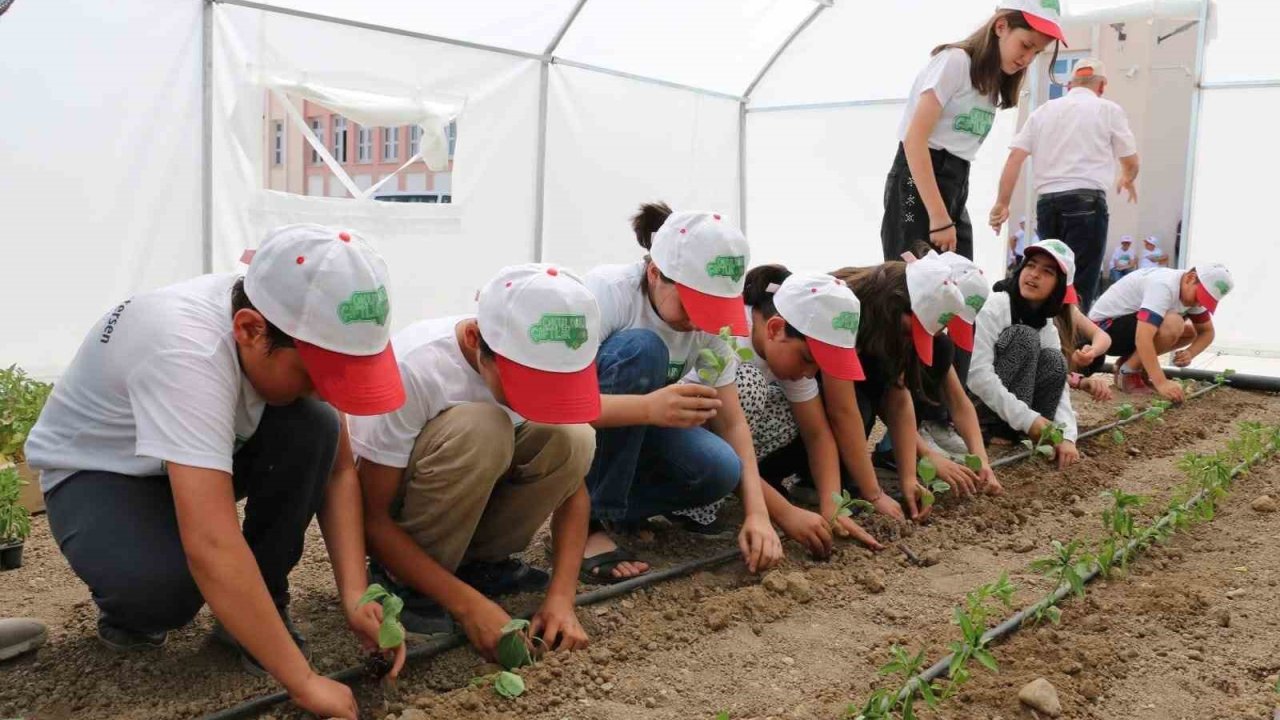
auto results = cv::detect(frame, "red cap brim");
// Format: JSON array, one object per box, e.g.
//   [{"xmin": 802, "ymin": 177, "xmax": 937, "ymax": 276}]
[
  {"xmin": 495, "ymin": 355, "xmax": 601, "ymax": 424},
  {"xmin": 675, "ymin": 284, "xmax": 748, "ymax": 336},
  {"xmin": 1195, "ymin": 282, "xmax": 1219, "ymax": 314},
  {"xmin": 805, "ymin": 336, "xmax": 865, "ymax": 382},
  {"xmin": 296, "ymin": 341, "xmax": 405, "ymax": 416},
  {"xmin": 1064, "ymin": 284, "xmax": 1079, "ymax": 304},
  {"xmin": 911, "ymin": 314, "xmax": 936, "ymax": 367},
  {"xmin": 1023, "ymin": 11, "xmax": 1067, "ymax": 46},
  {"xmin": 946, "ymin": 316, "xmax": 975, "ymax": 352}
]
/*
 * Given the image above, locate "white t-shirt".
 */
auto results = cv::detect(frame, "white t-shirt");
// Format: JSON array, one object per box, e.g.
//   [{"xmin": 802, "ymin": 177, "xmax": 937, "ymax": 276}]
[
  {"xmin": 897, "ymin": 48, "xmax": 999, "ymax": 162},
  {"xmin": 1139, "ymin": 247, "xmax": 1167, "ymax": 269},
  {"xmin": 25, "ymin": 274, "xmax": 266, "ymax": 493},
  {"xmin": 584, "ymin": 261, "xmax": 738, "ymax": 387},
  {"xmin": 1087, "ymin": 268, "xmax": 1210, "ymax": 327},
  {"xmin": 1108, "ymin": 246, "xmax": 1135, "ymax": 271},
  {"xmin": 348, "ymin": 316, "xmax": 520, "ymax": 469},
  {"xmin": 741, "ymin": 308, "xmax": 819, "ymax": 403},
  {"xmin": 967, "ymin": 292, "xmax": 1078, "ymax": 441},
  {"xmin": 1011, "ymin": 87, "xmax": 1138, "ymax": 195}
]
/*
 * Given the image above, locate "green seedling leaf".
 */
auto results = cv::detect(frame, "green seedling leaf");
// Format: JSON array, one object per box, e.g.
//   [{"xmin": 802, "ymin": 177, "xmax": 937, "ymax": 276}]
[
  {"xmin": 736, "ymin": 347, "xmax": 754, "ymax": 361},
  {"xmin": 697, "ymin": 368, "xmax": 717, "ymax": 383},
  {"xmin": 972, "ymin": 648, "xmax": 999, "ymax": 672},
  {"xmin": 1112, "ymin": 429, "xmax": 1125, "ymax": 445},
  {"xmin": 500, "ymin": 618, "xmax": 530, "ymax": 634},
  {"xmin": 920, "ymin": 487, "xmax": 935, "ymax": 509},
  {"xmin": 1116, "ymin": 403, "xmax": 1135, "ymax": 420},
  {"xmin": 377, "ymin": 594, "xmax": 405, "ymax": 649},
  {"xmin": 1036, "ymin": 445, "xmax": 1055, "ymax": 458},
  {"xmin": 1021, "ymin": 439, "xmax": 1035, "ymax": 451},
  {"xmin": 493, "ymin": 670, "xmax": 525, "ymax": 699},
  {"xmin": 931, "ymin": 480, "xmax": 951, "ymax": 496},
  {"xmin": 358, "ymin": 583, "xmax": 392, "ymax": 607},
  {"xmin": 963, "ymin": 454, "xmax": 982, "ymax": 471},
  {"xmin": 715, "ymin": 712, "xmax": 730, "ymax": 720},
  {"xmin": 918, "ymin": 456, "xmax": 937, "ymax": 483},
  {"xmin": 718, "ymin": 326, "xmax": 732, "ymax": 342},
  {"xmin": 497, "ymin": 629, "xmax": 533, "ymax": 670}
]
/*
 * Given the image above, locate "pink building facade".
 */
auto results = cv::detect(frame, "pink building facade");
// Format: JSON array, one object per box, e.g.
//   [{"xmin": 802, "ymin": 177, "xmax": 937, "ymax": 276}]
[{"xmin": 264, "ymin": 92, "xmax": 454, "ymax": 200}]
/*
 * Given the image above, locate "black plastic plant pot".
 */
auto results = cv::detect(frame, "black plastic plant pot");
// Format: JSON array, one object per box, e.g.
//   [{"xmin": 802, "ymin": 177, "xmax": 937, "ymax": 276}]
[{"xmin": 0, "ymin": 540, "xmax": 23, "ymax": 570}]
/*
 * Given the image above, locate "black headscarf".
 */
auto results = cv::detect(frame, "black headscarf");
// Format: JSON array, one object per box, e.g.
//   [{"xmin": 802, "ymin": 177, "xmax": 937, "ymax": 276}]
[{"xmin": 993, "ymin": 254, "xmax": 1068, "ymax": 329}]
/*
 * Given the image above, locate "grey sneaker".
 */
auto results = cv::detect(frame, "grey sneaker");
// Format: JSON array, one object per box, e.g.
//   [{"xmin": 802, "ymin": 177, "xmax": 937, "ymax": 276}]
[
  {"xmin": 920, "ymin": 421, "xmax": 968, "ymax": 458},
  {"xmin": 213, "ymin": 610, "xmax": 310, "ymax": 677},
  {"xmin": 96, "ymin": 618, "xmax": 166, "ymax": 652},
  {"xmin": 1, "ymin": 618, "xmax": 48, "ymax": 660}
]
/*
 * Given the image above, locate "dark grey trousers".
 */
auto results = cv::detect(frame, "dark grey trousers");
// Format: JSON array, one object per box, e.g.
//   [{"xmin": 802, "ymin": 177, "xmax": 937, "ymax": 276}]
[
  {"xmin": 45, "ymin": 398, "xmax": 339, "ymax": 634},
  {"xmin": 976, "ymin": 325, "xmax": 1067, "ymax": 439}
]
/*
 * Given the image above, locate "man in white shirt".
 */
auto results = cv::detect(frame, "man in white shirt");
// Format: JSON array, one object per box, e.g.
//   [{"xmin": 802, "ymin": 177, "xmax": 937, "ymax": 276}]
[{"xmin": 990, "ymin": 58, "xmax": 1140, "ymax": 311}]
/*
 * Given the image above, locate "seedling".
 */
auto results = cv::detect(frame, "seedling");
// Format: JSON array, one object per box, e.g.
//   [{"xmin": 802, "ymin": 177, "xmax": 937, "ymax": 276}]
[
  {"xmin": 916, "ymin": 457, "xmax": 951, "ymax": 509},
  {"xmin": 1030, "ymin": 540, "xmax": 1090, "ymax": 598},
  {"xmin": 1111, "ymin": 429, "xmax": 1125, "ymax": 445},
  {"xmin": 1116, "ymin": 403, "xmax": 1136, "ymax": 420},
  {"xmin": 829, "ymin": 489, "xmax": 873, "ymax": 528},
  {"xmin": 1021, "ymin": 422, "xmax": 1064, "ymax": 461},
  {"xmin": 715, "ymin": 711, "xmax": 730, "ymax": 720},
  {"xmin": 357, "ymin": 583, "xmax": 405, "ymax": 681},
  {"xmin": 497, "ymin": 618, "xmax": 546, "ymax": 670},
  {"xmin": 963, "ymin": 454, "xmax": 982, "ymax": 472},
  {"xmin": 494, "ymin": 671, "xmax": 526, "ymax": 699},
  {"xmin": 1213, "ymin": 368, "xmax": 1236, "ymax": 385},
  {"xmin": 1028, "ymin": 602, "xmax": 1062, "ymax": 626},
  {"xmin": 943, "ymin": 575, "xmax": 1016, "ymax": 699},
  {"xmin": 0, "ymin": 467, "xmax": 31, "ymax": 543},
  {"xmin": 878, "ymin": 645, "xmax": 939, "ymax": 717},
  {"xmin": 1100, "ymin": 489, "xmax": 1144, "ymax": 540},
  {"xmin": 0, "ymin": 365, "xmax": 53, "ymax": 463},
  {"xmin": 695, "ymin": 327, "xmax": 755, "ymax": 385}
]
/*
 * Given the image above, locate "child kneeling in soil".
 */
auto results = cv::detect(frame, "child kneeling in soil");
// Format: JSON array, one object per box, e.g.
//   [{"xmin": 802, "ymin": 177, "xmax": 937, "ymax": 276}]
[
  {"xmin": 968, "ymin": 239, "xmax": 1082, "ymax": 468},
  {"xmin": 729, "ymin": 265, "xmax": 883, "ymax": 551},
  {"xmin": 829, "ymin": 253, "xmax": 998, "ymax": 522},
  {"xmin": 1086, "ymin": 263, "xmax": 1234, "ymax": 402},
  {"xmin": 351, "ymin": 264, "xmax": 600, "ymax": 659},
  {"xmin": 25, "ymin": 225, "xmax": 406, "ymax": 720},
  {"xmin": 580, "ymin": 204, "xmax": 794, "ymax": 583}
]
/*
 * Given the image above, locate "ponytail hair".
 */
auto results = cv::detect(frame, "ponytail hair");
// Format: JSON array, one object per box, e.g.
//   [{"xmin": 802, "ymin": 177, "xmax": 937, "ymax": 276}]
[
  {"xmin": 631, "ymin": 202, "xmax": 672, "ymax": 250},
  {"xmin": 933, "ymin": 9, "xmax": 1060, "ymax": 110},
  {"xmin": 743, "ymin": 264, "xmax": 804, "ymax": 339}
]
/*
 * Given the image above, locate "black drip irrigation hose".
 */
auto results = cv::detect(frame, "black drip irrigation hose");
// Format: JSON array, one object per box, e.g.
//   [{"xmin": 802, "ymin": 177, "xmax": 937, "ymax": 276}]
[
  {"xmin": 891, "ymin": 433, "xmax": 1279, "ymax": 705},
  {"xmin": 204, "ymin": 381, "xmax": 1228, "ymax": 719},
  {"xmin": 1101, "ymin": 363, "xmax": 1280, "ymax": 393},
  {"xmin": 200, "ymin": 549, "xmax": 741, "ymax": 720}
]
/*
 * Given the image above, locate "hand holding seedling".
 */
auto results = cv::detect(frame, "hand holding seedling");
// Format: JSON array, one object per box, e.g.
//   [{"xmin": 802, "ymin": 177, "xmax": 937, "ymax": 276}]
[
  {"xmin": 458, "ymin": 594, "xmax": 515, "ymax": 662},
  {"xmin": 826, "ymin": 491, "xmax": 883, "ymax": 551},
  {"xmin": 777, "ymin": 504, "xmax": 834, "ymax": 558},
  {"xmin": 530, "ymin": 597, "xmax": 588, "ymax": 652},
  {"xmin": 924, "ymin": 452, "xmax": 978, "ymax": 497},
  {"xmin": 1055, "ymin": 440, "xmax": 1079, "ymax": 469},
  {"xmin": 647, "ymin": 384, "xmax": 721, "ymax": 428},
  {"xmin": 739, "ymin": 511, "xmax": 784, "ymax": 573},
  {"xmin": 348, "ymin": 594, "xmax": 406, "ymax": 680},
  {"xmin": 966, "ymin": 454, "xmax": 1003, "ymax": 496},
  {"xmin": 1154, "ymin": 378, "xmax": 1184, "ymax": 403},
  {"xmin": 915, "ymin": 457, "xmax": 954, "ymax": 508},
  {"xmin": 900, "ymin": 474, "xmax": 933, "ymax": 524}
]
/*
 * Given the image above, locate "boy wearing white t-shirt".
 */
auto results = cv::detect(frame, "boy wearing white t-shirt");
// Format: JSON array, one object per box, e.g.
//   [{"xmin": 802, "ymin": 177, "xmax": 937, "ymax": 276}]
[
  {"xmin": 1087, "ymin": 264, "xmax": 1234, "ymax": 401},
  {"xmin": 1108, "ymin": 235, "xmax": 1137, "ymax": 283},
  {"xmin": 351, "ymin": 264, "xmax": 599, "ymax": 658},
  {"xmin": 25, "ymin": 225, "xmax": 407, "ymax": 719}
]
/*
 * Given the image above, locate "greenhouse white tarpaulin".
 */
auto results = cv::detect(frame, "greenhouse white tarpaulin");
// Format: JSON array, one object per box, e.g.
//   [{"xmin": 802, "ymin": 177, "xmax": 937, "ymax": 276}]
[{"xmin": 1, "ymin": 0, "xmax": 1275, "ymax": 378}]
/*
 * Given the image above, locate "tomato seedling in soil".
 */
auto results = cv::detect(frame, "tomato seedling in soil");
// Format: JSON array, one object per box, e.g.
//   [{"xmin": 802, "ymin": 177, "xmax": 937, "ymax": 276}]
[
  {"xmin": 829, "ymin": 489, "xmax": 874, "ymax": 528},
  {"xmin": 356, "ymin": 583, "xmax": 406, "ymax": 681},
  {"xmin": 695, "ymin": 327, "xmax": 755, "ymax": 385},
  {"xmin": 915, "ymin": 457, "xmax": 951, "ymax": 509}
]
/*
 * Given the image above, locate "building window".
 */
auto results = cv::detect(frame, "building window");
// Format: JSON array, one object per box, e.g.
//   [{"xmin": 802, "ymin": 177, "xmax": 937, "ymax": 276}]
[
  {"xmin": 409, "ymin": 126, "xmax": 422, "ymax": 156},
  {"xmin": 383, "ymin": 127, "xmax": 400, "ymax": 162},
  {"xmin": 272, "ymin": 121, "xmax": 284, "ymax": 166},
  {"xmin": 308, "ymin": 117, "xmax": 323, "ymax": 164},
  {"xmin": 332, "ymin": 116, "xmax": 348, "ymax": 163},
  {"xmin": 357, "ymin": 125, "xmax": 373, "ymax": 163},
  {"xmin": 447, "ymin": 121, "xmax": 457, "ymax": 158}
]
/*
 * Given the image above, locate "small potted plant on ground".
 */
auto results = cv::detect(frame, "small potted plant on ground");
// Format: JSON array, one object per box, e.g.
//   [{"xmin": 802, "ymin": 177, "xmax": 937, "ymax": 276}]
[
  {"xmin": 0, "ymin": 466, "xmax": 31, "ymax": 569},
  {"xmin": 0, "ymin": 364, "xmax": 53, "ymax": 515}
]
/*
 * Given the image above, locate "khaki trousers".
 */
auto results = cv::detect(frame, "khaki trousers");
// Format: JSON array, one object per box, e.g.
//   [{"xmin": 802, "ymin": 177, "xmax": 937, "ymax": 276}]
[{"xmin": 395, "ymin": 403, "xmax": 595, "ymax": 571}]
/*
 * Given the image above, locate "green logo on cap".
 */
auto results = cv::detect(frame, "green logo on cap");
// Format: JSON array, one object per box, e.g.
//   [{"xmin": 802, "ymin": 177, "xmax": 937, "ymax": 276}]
[
  {"xmin": 705, "ymin": 255, "xmax": 746, "ymax": 283},
  {"xmin": 965, "ymin": 294, "xmax": 986, "ymax": 313},
  {"xmin": 938, "ymin": 312, "xmax": 957, "ymax": 326},
  {"xmin": 1045, "ymin": 240, "xmax": 1070, "ymax": 255},
  {"xmin": 1214, "ymin": 280, "xmax": 1231, "ymax": 296},
  {"xmin": 953, "ymin": 108, "xmax": 995, "ymax": 139},
  {"xmin": 337, "ymin": 286, "xmax": 389, "ymax": 326},
  {"xmin": 832, "ymin": 311, "xmax": 860, "ymax": 335},
  {"xmin": 1041, "ymin": 0, "xmax": 1061, "ymax": 12},
  {"xmin": 528, "ymin": 313, "xmax": 590, "ymax": 350}
]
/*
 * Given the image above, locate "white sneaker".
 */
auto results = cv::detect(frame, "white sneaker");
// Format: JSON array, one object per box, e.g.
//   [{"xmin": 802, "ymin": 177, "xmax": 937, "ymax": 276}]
[{"xmin": 920, "ymin": 421, "xmax": 968, "ymax": 458}]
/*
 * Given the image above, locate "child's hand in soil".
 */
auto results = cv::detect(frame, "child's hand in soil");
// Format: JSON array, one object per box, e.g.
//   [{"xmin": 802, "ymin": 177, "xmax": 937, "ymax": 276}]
[
  {"xmin": 777, "ymin": 505, "xmax": 833, "ymax": 558},
  {"xmin": 348, "ymin": 599, "xmax": 406, "ymax": 679},
  {"xmin": 869, "ymin": 492, "xmax": 906, "ymax": 521},
  {"xmin": 1055, "ymin": 440, "xmax": 1080, "ymax": 470},
  {"xmin": 901, "ymin": 476, "xmax": 933, "ymax": 524},
  {"xmin": 978, "ymin": 465, "xmax": 1003, "ymax": 495},
  {"xmin": 291, "ymin": 672, "xmax": 358, "ymax": 720},
  {"xmin": 531, "ymin": 597, "xmax": 589, "ymax": 652},
  {"xmin": 931, "ymin": 455, "xmax": 978, "ymax": 498},
  {"xmin": 831, "ymin": 515, "xmax": 885, "ymax": 551},
  {"xmin": 739, "ymin": 512, "xmax": 784, "ymax": 573},
  {"xmin": 1080, "ymin": 375, "xmax": 1113, "ymax": 402},
  {"xmin": 1154, "ymin": 378, "xmax": 1185, "ymax": 403},
  {"xmin": 459, "ymin": 596, "xmax": 514, "ymax": 662}
]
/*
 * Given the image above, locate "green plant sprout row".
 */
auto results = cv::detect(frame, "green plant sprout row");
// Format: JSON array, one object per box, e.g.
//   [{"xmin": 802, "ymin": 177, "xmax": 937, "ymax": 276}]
[
  {"xmin": 915, "ymin": 457, "xmax": 952, "ymax": 509},
  {"xmin": 845, "ymin": 420, "xmax": 1280, "ymax": 720},
  {"xmin": 829, "ymin": 489, "xmax": 874, "ymax": 527},
  {"xmin": 1021, "ymin": 422, "xmax": 1065, "ymax": 461},
  {"xmin": 469, "ymin": 618, "xmax": 548, "ymax": 699},
  {"xmin": 695, "ymin": 327, "xmax": 756, "ymax": 385}
]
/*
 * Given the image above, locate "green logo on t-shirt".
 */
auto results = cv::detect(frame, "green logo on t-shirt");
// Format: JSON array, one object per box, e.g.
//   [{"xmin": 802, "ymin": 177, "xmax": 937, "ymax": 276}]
[
  {"xmin": 337, "ymin": 286, "xmax": 389, "ymax": 326},
  {"xmin": 953, "ymin": 108, "xmax": 995, "ymax": 139},
  {"xmin": 705, "ymin": 256, "xmax": 746, "ymax": 282},
  {"xmin": 666, "ymin": 361, "xmax": 686, "ymax": 382},
  {"xmin": 832, "ymin": 311, "xmax": 860, "ymax": 335},
  {"xmin": 528, "ymin": 313, "xmax": 590, "ymax": 350},
  {"xmin": 1041, "ymin": 0, "xmax": 1061, "ymax": 12},
  {"xmin": 965, "ymin": 294, "xmax": 986, "ymax": 313}
]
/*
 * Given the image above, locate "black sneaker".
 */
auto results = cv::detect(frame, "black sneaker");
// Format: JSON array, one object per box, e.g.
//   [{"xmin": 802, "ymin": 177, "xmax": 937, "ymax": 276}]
[
  {"xmin": 96, "ymin": 618, "xmax": 167, "ymax": 651},
  {"xmin": 871, "ymin": 450, "xmax": 897, "ymax": 473},
  {"xmin": 400, "ymin": 603, "xmax": 457, "ymax": 639},
  {"xmin": 455, "ymin": 558, "xmax": 549, "ymax": 598},
  {"xmin": 213, "ymin": 610, "xmax": 310, "ymax": 678},
  {"xmin": 664, "ymin": 512, "xmax": 737, "ymax": 541}
]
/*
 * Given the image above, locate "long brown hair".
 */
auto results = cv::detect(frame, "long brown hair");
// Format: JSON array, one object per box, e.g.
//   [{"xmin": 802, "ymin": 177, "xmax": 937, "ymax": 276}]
[
  {"xmin": 933, "ymin": 10, "xmax": 1060, "ymax": 110},
  {"xmin": 831, "ymin": 262, "xmax": 932, "ymax": 400},
  {"xmin": 630, "ymin": 201, "xmax": 673, "ymax": 291}
]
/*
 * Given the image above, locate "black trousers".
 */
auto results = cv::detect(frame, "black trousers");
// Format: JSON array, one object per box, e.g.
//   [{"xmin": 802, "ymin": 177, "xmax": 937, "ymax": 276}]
[
  {"xmin": 1036, "ymin": 189, "xmax": 1110, "ymax": 312},
  {"xmin": 45, "ymin": 398, "xmax": 339, "ymax": 634},
  {"xmin": 881, "ymin": 143, "xmax": 973, "ymax": 261}
]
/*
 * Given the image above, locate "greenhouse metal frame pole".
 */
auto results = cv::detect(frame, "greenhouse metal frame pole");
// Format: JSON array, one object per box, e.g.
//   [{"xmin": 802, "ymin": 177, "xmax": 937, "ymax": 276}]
[
  {"xmin": 533, "ymin": 0, "xmax": 590, "ymax": 262},
  {"xmin": 202, "ymin": 0, "xmax": 214, "ymax": 274},
  {"xmin": 745, "ymin": 97, "xmax": 907, "ymax": 114},
  {"xmin": 1178, "ymin": 0, "xmax": 1211, "ymax": 270}
]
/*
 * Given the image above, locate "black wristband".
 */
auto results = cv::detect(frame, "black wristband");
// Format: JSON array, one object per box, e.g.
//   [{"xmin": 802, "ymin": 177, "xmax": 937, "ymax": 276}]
[{"xmin": 929, "ymin": 222, "xmax": 956, "ymax": 235}]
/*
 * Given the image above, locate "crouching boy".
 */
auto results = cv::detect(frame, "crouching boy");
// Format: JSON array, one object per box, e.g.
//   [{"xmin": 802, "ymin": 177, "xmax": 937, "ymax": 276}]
[{"xmin": 352, "ymin": 264, "xmax": 601, "ymax": 660}]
